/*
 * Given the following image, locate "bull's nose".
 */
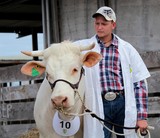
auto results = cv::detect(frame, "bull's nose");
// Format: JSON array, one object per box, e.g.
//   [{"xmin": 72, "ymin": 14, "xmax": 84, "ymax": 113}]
[{"xmin": 51, "ymin": 96, "xmax": 68, "ymax": 107}]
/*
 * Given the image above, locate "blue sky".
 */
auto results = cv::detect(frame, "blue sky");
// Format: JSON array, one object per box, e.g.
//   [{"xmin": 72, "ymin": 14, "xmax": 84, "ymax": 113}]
[{"xmin": 0, "ymin": 33, "xmax": 43, "ymax": 57}]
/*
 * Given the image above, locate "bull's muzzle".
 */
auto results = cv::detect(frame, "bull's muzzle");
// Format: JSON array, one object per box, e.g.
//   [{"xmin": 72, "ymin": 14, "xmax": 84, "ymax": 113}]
[{"xmin": 51, "ymin": 96, "xmax": 68, "ymax": 107}]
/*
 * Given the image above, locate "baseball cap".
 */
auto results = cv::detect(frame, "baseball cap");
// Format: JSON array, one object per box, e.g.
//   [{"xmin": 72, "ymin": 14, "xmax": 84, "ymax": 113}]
[{"xmin": 92, "ymin": 6, "xmax": 116, "ymax": 22}]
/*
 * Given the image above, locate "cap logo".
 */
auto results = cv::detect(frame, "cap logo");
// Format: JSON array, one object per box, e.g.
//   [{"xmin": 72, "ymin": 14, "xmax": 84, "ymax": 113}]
[{"xmin": 103, "ymin": 9, "xmax": 112, "ymax": 18}]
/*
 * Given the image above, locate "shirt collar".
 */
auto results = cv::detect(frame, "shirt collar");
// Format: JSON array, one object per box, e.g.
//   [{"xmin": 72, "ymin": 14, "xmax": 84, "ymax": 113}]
[{"xmin": 96, "ymin": 34, "xmax": 118, "ymax": 48}]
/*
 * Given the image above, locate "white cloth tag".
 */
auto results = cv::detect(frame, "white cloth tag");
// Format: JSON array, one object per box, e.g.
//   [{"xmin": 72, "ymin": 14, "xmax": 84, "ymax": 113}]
[{"xmin": 52, "ymin": 111, "xmax": 80, "ymax": 136}]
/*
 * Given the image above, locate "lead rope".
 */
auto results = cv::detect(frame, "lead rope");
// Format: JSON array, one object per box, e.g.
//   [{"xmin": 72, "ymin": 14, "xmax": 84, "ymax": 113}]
[
  {"xmin": 54, "ymin": 89, "xmax": 154, "ymax": 138},
  {"xmin": 100, "ymin": 121, "xmax": 154, "ymax": 138}
]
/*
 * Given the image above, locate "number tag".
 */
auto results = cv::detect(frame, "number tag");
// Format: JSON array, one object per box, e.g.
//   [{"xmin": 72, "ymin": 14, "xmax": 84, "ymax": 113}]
[{"xmin": 52, "ymin": 111, "xmax": 80, "ymax": 136}]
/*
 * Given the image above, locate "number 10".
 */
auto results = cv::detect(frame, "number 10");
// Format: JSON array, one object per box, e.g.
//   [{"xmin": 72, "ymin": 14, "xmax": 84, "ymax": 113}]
[{"xmin": 60, "ymin": 121, "xmax": 71, "ymax": 129}]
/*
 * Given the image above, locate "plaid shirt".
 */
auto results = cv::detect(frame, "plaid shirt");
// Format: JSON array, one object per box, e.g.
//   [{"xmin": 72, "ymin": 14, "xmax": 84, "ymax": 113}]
[{"xmin": 97, "ymin": 34, "xmax": 148, "ymax": 120}]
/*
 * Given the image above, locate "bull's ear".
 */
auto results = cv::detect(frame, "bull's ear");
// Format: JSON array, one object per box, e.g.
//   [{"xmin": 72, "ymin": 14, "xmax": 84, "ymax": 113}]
[
  {"xmin": 83, "ymin": 51, "xmax": 102, "ymax": 67},
  {"xmin": 21, "ymin": 61, "xmax": 45, "ymax": 77}
]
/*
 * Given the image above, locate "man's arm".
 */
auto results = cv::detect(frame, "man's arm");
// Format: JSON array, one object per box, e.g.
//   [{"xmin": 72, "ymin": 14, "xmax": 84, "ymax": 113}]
[{"xmin": 134, "ymin": 80, "xmax": 148, "ymax": 132}]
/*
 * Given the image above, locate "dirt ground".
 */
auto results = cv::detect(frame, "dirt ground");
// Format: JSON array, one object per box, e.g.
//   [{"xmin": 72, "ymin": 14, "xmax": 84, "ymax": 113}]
[{"xmin": 19, "ymin": 128, "xmax": 39, "ymax": 138}]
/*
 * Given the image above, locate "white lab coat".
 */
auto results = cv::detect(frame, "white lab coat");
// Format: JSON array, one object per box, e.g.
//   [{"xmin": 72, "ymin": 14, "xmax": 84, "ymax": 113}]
[{"xmin": 75, "ymin": 35, "xmax": 150, "ymax": 138}]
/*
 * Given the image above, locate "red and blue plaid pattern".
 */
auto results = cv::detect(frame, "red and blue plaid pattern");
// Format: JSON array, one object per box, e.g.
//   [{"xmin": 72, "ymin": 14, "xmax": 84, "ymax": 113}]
[
  {"xmin": 134, "ymin": 80, "xmax": 148, "ymax": 120},
  {"xmin": 97, "ymin": 34, "xmax": 148, "ymax": 120},
  {"xmin": 98, "ymin": 34, "xmax": 124, "ymax": 92}
]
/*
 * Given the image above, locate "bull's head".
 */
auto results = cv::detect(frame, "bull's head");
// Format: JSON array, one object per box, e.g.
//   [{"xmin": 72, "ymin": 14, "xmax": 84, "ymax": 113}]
[{"xmin": 21, "ymin": 41, "xmax": 101, "ymax": 117}]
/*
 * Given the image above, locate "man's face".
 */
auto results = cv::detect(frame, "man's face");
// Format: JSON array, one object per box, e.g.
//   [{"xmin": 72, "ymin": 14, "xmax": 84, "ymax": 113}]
[{"xmin": 94, "ymin": 15, "xmax": 116, "ymax": 38}]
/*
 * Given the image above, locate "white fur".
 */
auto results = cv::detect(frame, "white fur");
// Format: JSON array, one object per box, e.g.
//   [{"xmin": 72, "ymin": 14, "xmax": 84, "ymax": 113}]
[
  {"xmin": 21, "ymin": 41, "xmax": 99, "ymax": 138},
  {"xmin": 34, "ymin": 42, "xmax": 85, "ymax": 138}
]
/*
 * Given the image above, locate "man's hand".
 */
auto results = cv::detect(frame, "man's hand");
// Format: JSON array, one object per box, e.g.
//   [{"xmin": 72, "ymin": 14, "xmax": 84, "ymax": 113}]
[{"xmin": 136, "ymin": 120, "xmax": 148, "ymax": 135}]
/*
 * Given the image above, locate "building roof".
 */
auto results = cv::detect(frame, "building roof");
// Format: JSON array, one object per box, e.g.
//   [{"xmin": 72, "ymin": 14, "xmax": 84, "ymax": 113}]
[{"xmin": 0, "ymin": 0, "xmax": 42, "ymax": 37}]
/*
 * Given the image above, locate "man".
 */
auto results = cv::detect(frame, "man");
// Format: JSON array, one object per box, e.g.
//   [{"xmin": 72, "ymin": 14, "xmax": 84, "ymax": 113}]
[{"xmin": 75, "ymin": 6, "xmax": 150, "ymax": 138}]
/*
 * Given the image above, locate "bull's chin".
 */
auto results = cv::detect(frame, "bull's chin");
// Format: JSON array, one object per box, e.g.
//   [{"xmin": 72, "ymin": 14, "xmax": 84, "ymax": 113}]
[
  {"xmin": 54, "ymin": 105, "xmax": 77, "ymax": 121},
  {"xmin": 58, "ymin": 112, "xmax": 75, "ymax": 121},
  {"xmin": 57, "ymin": 108, "xmax": 79, "ymax": 121},
  {"xmin": 50, "ymin": 101, "xmax": 80, "ymax": 121}
]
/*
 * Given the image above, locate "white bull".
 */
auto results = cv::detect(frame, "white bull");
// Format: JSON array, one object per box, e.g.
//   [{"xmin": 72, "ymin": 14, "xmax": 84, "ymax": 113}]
[{"xmin": 21, "ymin": 41, "xmax": 102, "ymax": 138}]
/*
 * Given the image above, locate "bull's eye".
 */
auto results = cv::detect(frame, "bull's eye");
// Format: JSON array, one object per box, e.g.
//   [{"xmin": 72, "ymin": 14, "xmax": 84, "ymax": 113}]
[
  {"xmin": 72, "ymin": 68, "xmax": 78, "ymax": 75},
  {"xmin": 73, "ymin": 68, "xmax": 78, "ymax": 72}
]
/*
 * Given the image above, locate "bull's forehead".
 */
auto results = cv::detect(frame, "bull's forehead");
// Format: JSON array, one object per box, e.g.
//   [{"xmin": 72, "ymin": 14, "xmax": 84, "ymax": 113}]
[
  {"xmin": 45, "ymin": 53, "xmax": 82, "ymax": 77},
  {"xmin": 43, "ymin": 41, "xmax": 83, "ymax": 75},
  {"xmin": 48, "ymin": 53, "xmax": 81, "ymax": 67}
]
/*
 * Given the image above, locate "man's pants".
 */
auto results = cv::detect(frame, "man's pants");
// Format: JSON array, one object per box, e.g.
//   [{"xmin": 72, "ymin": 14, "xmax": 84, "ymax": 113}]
[{"xmin": 102, "ymin": 94, "xmax": 125, "ymax": 138}]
